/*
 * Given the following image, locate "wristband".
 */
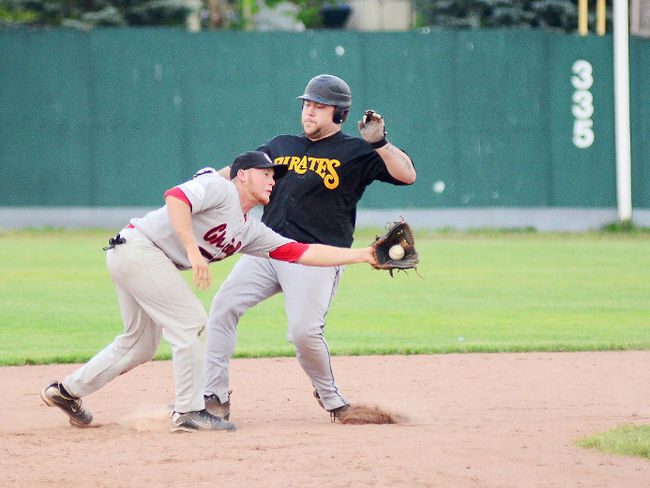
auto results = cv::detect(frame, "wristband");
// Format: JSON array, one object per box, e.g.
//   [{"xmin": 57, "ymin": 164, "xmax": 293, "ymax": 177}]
[{"xmin": 370, "ymin": 138, "xmax": 388, "ymax": 149}]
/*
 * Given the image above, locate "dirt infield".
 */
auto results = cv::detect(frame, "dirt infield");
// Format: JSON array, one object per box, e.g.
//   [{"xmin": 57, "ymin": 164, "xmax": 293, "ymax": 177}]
[{"xmin": 2, "ymin": 351, "xmax": 649, "ymax": 487}]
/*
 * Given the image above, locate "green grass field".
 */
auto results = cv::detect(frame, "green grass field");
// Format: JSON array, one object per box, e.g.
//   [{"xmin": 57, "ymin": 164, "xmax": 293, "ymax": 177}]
[
  {"xmin": 576, "ymin": 424, "xmax": 650, "ymax": 459},
  {"xmin": 1, "ymin": 227, "xmax": 649, "ymax": 366}
]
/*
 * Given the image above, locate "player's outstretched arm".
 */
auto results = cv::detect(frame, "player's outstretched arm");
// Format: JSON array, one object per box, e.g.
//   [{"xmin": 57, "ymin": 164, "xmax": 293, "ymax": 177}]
[{"xmin": 296, "ymin": 244, "xmax": 378, "ymax": 267}]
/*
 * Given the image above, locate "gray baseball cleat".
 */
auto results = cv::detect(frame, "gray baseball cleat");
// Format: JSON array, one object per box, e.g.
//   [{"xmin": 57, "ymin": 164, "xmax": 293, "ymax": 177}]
[
  {"xmin": 167, "ymin": 391, "xmax": 232, "ymax": 420},
  {"xmin": 313, "ymin": 389, "xmax": 350, "ymax": 422},
  {"xmin": 204, "ymin": 392, "xmax": 231, "ymax": 421},
  {"xmin": 41, "ymin": 380, "xmax": 93, "ymax": 427},
  {"xmin": 328, "ymin": 403, "xmax": 350, "ymax": 422},
  {"xmin": 170, "ymin": 409, "xmax": 236, "ymax": 433}
]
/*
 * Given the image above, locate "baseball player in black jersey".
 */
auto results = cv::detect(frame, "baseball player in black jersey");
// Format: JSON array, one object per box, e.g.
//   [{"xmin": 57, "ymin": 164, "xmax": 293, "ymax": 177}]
[{"xmin": 204, "ymin": 74, "xmax": 416, "ymax": 421}]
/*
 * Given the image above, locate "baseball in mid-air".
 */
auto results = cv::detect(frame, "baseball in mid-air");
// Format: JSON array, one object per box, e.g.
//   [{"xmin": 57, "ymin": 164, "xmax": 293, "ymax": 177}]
[{"xmin": 388, "ymin": 244, "xmax": 405, "ymax": 260}]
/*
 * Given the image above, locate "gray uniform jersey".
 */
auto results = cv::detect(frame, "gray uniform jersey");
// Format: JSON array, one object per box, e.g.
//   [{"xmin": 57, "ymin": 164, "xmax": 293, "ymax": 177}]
[
  {"xmin": 61, "ymin": 173, "xmax": 295, "ymax": 416},
  {"xmin": 131, "ymin": 173, "xmax": 293, "ymax": 269}
]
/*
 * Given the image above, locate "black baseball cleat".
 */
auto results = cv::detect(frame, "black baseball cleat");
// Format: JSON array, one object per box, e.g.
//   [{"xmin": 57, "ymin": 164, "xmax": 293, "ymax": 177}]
[
  {"xmin": 170, "ymin": 409, "xmax": 236, "ymax": 433},
  {"xmin": 41, "ymin": 380, "xmax": 93, "ymax": 427}
]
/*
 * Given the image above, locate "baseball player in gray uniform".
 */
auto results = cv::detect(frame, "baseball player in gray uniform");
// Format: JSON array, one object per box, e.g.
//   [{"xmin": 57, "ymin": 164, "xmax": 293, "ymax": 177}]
[{"xmin": 40, "ymin": 151, "xmax": 378, "ymax": 433}]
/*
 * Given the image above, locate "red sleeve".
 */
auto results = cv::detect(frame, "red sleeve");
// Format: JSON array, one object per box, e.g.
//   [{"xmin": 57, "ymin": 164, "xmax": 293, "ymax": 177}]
[
  {"xmin": 269, "ymin": 242, "xmax": 310, "ymax": 262},
  {"xmin": 164, "ymin": 187, "xmax": 192, "ymax": 210}
]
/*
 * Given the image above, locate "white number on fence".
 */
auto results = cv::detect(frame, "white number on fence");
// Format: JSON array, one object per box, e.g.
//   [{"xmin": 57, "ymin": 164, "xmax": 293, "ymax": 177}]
[{"xmin": 571, "ymin": 60, "xmax": 594, "ymax": 149}]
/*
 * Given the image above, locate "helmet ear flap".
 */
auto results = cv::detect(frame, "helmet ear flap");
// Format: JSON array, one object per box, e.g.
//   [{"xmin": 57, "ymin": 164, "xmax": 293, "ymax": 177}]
[{"xmin": 333, "ymin": 108, "xmax": 349, "ymax": 124}]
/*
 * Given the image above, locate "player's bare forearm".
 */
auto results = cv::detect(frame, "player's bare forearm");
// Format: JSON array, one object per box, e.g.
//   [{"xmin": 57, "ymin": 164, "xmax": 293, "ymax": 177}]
[
  {"xmin": 165, "ymin": 196, "xmax": 212, "ymax": 290},
  {"xmin": 376, "ymin": 143, "xmax": 416, "ymax": 184},
  {"xmin": 297, "ymin": 244, "xmax": 377, "ymax": 267}
]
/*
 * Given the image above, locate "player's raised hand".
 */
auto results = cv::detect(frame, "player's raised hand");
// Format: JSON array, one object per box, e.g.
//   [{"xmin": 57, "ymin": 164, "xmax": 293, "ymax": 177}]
[{"xmin": 358, "ymin": 110, "xmax": 387, "ymax": 146}]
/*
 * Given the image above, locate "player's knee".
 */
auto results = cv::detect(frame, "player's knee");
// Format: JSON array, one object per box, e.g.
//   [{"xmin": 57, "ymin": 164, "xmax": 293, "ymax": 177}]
[
  {"xmin": 287, "ymin": 327, "xmax": 323, "ymax": 350},
  {"xmin": 209, "ymin": 295, "xmax": 251, "ymax": 324},
  {"xmin": 136, "ymin": 347, "xmax": 158, "ymax": 364},
  {"xmin": 134, "ymin": 336, "xmax": 161, "ymax": 363},
  {"xmin": 116, "ymin": 343, "xmax": 157, "ymax": 371},
  {"xmin": 207, "ymin": 308, "xmax": 244, "ymax": 334}
]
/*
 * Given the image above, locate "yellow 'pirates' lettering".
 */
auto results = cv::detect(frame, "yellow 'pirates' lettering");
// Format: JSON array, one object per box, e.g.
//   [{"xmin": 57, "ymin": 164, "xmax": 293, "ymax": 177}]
[
  {"xmin": 274, "ymin": 156, "xmax": 341, "ymax": 189},
  {"xmin": 297, "ymin": 156, "xmax": 309, "ymax": 174},
  {"xmin": 324, "ymin": 159, "xmax": 340, "ymax": 189},
  {"xmin": 286, "ymin": 156, "xmax": 308, "ymax": 174},
  {"xmin": 313, "ymin": 158, "xmax": 326, "ymax": 178}
]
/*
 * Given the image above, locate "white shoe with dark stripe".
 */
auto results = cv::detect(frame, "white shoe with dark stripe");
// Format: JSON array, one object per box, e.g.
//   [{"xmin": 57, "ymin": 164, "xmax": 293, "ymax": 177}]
[{"xmin": 41, "ymin": 381, "xmax": 93, "ymax": 427}]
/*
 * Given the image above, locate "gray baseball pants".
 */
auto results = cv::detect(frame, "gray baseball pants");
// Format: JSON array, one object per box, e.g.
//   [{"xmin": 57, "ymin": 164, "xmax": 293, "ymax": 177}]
[
  {"xmin": 63, "ymin": 226, "xmax": 207, "ymax": 413},
  {"xmin": 204, "ymin": 254, "xmax": 347, "ymax": 411}
]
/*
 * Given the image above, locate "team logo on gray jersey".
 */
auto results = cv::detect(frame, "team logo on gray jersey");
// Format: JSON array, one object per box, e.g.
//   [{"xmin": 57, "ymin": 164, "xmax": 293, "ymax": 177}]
[{"xmin": 183, "ymin": 180, "xmax": 206, "ymax": 200}]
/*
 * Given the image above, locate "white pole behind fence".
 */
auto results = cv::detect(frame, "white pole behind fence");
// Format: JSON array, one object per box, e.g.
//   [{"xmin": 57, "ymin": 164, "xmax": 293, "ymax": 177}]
[{"xmin": 614, "ymin": 0, "xmax": 633, "ymax": 222}]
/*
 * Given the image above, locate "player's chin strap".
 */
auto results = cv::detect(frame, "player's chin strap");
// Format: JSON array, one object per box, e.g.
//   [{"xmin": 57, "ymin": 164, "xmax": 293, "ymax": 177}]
[{"xmin": 103, "ymin": 233, "xmax": 127, "ymax": 251}]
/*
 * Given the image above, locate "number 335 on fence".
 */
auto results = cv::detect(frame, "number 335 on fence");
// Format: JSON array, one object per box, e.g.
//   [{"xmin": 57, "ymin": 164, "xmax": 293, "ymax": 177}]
[{"xmin": 571, "ymin": 60, "xmax": 595, "ymax": 149}]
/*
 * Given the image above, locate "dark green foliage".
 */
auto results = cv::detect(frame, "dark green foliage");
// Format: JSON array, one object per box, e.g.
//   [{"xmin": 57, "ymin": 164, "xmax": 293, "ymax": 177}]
[
  {"xmin": 0, "ymin": 0, "xmax": 191, "ymax": 27},
  {"xmin": 1, "ymin": 0, "xmax": 613, "ymax": 31},
  {"xmin": 124, "ymin": 0, "xmax": 189, "ymax": 25},
  {"xmin": 263, "ymin": 0, "xmax": 342, "ymax": 29},
  {"xmin": 601, "ymin": 220, "xmax": 649, "ymax": 233},
  {"xmin": 414, "ymin": 0, "xmax": 611, "ymax": 32}
]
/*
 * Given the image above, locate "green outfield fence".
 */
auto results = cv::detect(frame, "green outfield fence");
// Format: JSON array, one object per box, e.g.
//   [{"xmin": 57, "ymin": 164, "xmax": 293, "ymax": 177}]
[{"xmin": 0, "ymin": 28, "xmax": 648, "ymax": 229}]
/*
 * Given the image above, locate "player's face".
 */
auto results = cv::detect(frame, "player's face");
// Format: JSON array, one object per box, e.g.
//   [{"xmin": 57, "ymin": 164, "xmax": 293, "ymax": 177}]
[
  {"xmin": 301, "ymin": 100, "xmax": 338, "ymax": 141},
  {"xmin": 246, "ymin": 168, "xmax": 276, "ymax": 205}
]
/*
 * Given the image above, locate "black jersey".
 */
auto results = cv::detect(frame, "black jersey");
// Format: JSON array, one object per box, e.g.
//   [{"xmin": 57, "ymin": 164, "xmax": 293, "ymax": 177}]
[{"xmin": 258, "ymin": 131, "xmax": 409, "ymax": 248}]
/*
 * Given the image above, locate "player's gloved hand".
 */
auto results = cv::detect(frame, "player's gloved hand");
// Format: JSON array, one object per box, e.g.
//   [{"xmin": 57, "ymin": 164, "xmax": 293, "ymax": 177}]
[{"xmin": 358, "ymin": 110, "xmax": 387, "ymax": 148}]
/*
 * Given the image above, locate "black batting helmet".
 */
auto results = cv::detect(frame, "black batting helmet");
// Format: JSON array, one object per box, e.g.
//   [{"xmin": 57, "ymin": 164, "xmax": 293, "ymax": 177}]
[{"xmin": 297, "ymin": 74, "xmax": 351, "ymax": 124}]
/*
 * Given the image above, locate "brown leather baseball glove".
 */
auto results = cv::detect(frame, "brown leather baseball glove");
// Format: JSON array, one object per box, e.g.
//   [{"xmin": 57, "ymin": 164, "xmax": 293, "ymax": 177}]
[{"xmin": 370, "ymin": 219, "xmax": 419, "ymax": 277}]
